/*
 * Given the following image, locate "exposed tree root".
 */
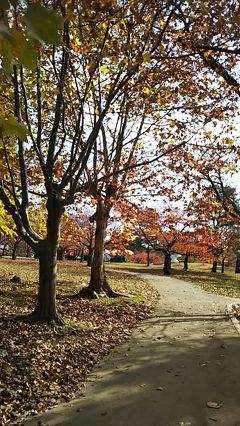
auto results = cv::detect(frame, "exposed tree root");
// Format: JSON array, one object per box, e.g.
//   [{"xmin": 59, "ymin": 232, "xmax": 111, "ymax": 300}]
[
  {"xmin": 15, "ymin": 311, "xmax": 65, "ymax": 326},
  {"xmin": 103, "ymin": 280, "xmax": 129, "ymax": 298},
  {"xmin": 77, "ymin": 287, "xmax": 100, "ymax": 299},
  {"xmin": 77, "ymin": 283, "xmax": 129, "ymax": 299}
]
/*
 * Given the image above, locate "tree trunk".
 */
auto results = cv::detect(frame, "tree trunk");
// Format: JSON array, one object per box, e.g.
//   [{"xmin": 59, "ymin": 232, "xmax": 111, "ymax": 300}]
[
  {"xmin": 147, "ymin": 243, "xmax": 150, "ymax": 267},
  {"xmin": 12, "ymin": 238, "xmax": 22, "ymax": 260},
  {"xmin": 183, "ymin": 254, "xmax": 189, "ymax": 270},
  {"xmin": 26, "ymin": 243, "xmax": 31, "ymax": 257},
  {"xmin": 57, "ymin": 246, "xmax": 64, "ymax": 260},
  {"xmin": 26, "ymin": 243, "xmax": 63, "ymax": 324},
  {"xmin": 163, "ymin": 251, "xmax": 171, "ymax": 275},
  {"xmin": 18, "ymin": 196, "xmax": 64, "ymax": 325},
  {"xmin": 79, "ymin": 201, "xmax": 122, "ymax": 298},
  {"xmin": 87, "ymin": 245, "xmax": 94, "ymax": 266},
  {"xmin": 80, "ymin": 249, "xmax": 84, "ymax": 262},
  {"xmin": 211, "ymin": 260, "xmax": 217, "ymax": 273},
  {"xmin": 221, "ymin": 257, "xmax": 225, "ymax": 274},
  {"xmin": 235, "ymin": 256, "xmax": 240, "ymax": 274},
  {"xmin": 88, "ymin": 202, "xmax": 107, "ymax": 294},
  {"xmin": 12, "ymin": 247, "xmax": 17, "ymax": 260}
]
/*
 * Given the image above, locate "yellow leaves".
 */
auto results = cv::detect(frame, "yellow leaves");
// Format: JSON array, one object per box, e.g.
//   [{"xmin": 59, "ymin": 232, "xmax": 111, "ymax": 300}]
[
  {"xmin": 69, "ymin": 37, "xmax": 82, "ymax": 53},
  {"xmin": 100, "ymin": 65, "xmax": 110, "ymax": 75},
  {"xmin": 167, "ymin": 120, "xmax": 176, "ymax": 128},
  {"xmin": 143, "ymin": 87, "xmax": 150, "ymax": 95},
  {"xmin": 87, "ymin": 60, "xmax": 96, "ymax": 74},
  {"xmin": 142, "ymin": 52, "xmax": 151, "ymax": 63},
  {"xmin": 111, "ymin": 56, "xmax": 118, "ymax": 64},
  {"xmin": 105, "ymin": 83, "xmax": 113, "ymax": 91}
]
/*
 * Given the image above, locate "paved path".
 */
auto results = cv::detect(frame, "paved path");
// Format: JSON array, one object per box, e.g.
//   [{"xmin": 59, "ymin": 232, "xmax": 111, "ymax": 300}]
[{"xmin": 26, "ymin": 276, "xmax": 240, "ymax": 426}]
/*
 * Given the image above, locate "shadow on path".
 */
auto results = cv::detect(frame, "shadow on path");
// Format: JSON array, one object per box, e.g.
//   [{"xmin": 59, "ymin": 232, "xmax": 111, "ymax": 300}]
[{"xmin": 25, "ymin": 276, "xmax": 240, "ymax": 426}]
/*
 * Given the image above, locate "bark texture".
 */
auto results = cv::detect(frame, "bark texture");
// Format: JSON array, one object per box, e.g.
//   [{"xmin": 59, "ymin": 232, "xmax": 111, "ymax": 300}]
[
  {"xmin": 211, "ymin": 260, "xmax": 217, "ymax": 273},
  {"xmin": 20, "ymin": 196, "xmax": 64, "ymax": 324},
  {"xmin": 163, "ymin": 251, "xmax": 171, "ymax": 275},
  {"xmin": 221, "ymin": 258, "xmax": 225, "ymax": 274},
  {"xmin": 88, "ymin": 201, "xmax": 107, "ymax": 294},
  {"xmin": 183, "ymin": 254, "xmax": 189, "ymax": 270}
]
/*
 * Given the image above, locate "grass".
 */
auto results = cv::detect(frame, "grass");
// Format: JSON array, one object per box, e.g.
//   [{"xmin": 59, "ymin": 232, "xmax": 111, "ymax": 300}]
[
  {"xmin": 173, "ymin": 262, "xmax": 240, "ymax": 298},
  {"xmin": 0, "ymin": 258, "xmax": 158, "ymax": 425},
  {"xmin": 106, "ymin": 261, "xmax": 240, "ymax": 298}
]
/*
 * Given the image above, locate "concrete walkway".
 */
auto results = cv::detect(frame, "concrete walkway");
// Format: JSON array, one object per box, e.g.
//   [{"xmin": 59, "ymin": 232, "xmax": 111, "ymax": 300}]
[{"xmin": 26, "ymin": 276, "xmax": 240, "ymax": 426}]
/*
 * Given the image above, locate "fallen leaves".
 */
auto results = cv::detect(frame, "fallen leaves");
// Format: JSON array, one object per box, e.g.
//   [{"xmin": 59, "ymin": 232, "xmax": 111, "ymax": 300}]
[
  {"xmin": 232, "ymin": 304, "xmax": 240, "ymax": 319},
  {"xmin": 0, "ymin": 259, "xmax": 158, "ymax": 425}
]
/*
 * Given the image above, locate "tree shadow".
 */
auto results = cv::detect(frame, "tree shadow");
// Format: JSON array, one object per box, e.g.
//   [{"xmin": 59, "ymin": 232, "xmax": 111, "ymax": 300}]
[{"xmin": 25, "ymin": 312, "xmax": 240, "ymax": 426}]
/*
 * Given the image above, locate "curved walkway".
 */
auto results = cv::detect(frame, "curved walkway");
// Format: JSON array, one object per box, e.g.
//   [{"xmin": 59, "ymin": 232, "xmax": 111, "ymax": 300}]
[{"xmin": 26, "ymin": 276, "xmax": 240, "ymax": 426}]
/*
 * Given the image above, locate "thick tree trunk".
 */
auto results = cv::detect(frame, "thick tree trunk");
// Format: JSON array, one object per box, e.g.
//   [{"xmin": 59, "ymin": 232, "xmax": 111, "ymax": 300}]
[
  {"xmin": 18, "ymin": 196, "xmax": 64, "ymax": 325},
  {"xmin": 183, "ymin": 254, "xmax": 189, "ymax": 270},
  {"xmin": 12, "ymin": 238, "xmax": 22, "ymax": 260},
  {"xmin": 147, "ymin": 244, "xmax": 150, "ymax": 267},
  {"xmin": 211, "ymin": 260, "xmax": 217, "ymax": 273},
  {"xmin": 235, "ymin": 256, "xmax": 240, "ymax": 274},
  {"xmin": 102, "ymin": 263, "xmax": 125, "ymax": 297},
  {"xmin": 88, "ymin": 202, "xmax": 107, "ymax": 294},
  {"xmin": 12, "ymin": 244, "xmax": 17, "ymax": 260},
  {"xmin": 79, "ymin": 201, "xmax": 123, "ymax": 298},
  {"xmin": 163, "ymin": 251, "xmax": 171, "ymax": 275},
  {"xmin": 29, "ymin": 243, "xmax": 63, "ymax": 324}
]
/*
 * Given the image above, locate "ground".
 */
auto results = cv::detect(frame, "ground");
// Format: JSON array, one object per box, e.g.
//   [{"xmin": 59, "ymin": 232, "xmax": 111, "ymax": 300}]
[
  {"xmin": 0, "ymin": 259, "xmax": 157, "ymax": 425},
  {"xmin": 25, "ymin": 273, "xmax": 240, "ymax": 426}
]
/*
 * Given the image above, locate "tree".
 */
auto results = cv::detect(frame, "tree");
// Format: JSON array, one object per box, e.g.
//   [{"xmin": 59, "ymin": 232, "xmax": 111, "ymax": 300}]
[
  {"xmin": 123, "ymin": 204, "xmax": 200, "ymax": 275},
  {"xmin": 60, "ymin": 211, "xmax": 95, "ymax": 265},
  {"xmin": 0, "ymin": 0, "xmax": 188, "ymax": 322},
  {"xmin": 1, "ymin": 0, "xmax": 239, "ymax": 322}
]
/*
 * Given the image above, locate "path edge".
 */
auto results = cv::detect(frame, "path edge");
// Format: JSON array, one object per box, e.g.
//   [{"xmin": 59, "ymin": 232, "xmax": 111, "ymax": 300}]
[{"xmin": 227, "ymin": 303, "xmax": 240, "ymax": 335}]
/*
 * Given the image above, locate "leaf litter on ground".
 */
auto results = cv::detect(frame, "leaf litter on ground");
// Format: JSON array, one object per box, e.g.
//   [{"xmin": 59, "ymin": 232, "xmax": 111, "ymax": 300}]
[{"xmin": 0, "ymin": 259, "xmax": 158, "ymax": 425}]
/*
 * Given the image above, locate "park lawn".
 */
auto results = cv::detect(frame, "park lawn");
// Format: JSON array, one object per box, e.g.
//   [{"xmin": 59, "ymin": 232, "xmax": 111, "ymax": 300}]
[
  {"xmin": 106, "ymin": 261, "xmax": 240, "ymax": 298},
  {"xmin": 0, "ymin": 258, "xmax": 158, "ymax": 426},
  {"xmin": 172, "ymin": 262, "xmax": 240, "ymax": 298}
]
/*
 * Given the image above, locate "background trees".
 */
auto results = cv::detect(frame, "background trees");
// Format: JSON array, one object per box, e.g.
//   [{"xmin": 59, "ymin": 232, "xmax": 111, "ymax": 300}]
[
  {"xmin": 0, "ymin": 0, "xmax": 189, "ymax": 321},
  {"xmin": 0, "ymin": 0, "xmax": 239, "ymax": 323}
]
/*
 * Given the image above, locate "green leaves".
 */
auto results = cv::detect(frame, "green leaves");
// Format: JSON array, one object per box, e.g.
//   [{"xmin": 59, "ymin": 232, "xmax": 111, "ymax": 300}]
[
  {"xmin": 25, "ymin": 3, "xmax": 64, "ymax": 45},
  {"xmin": 0, "ymin": 3, "xmax": 64, "ymax": 74},
  {"xmin": 0, "ymin": 116, "xmax": 28, "ymax": 140}
]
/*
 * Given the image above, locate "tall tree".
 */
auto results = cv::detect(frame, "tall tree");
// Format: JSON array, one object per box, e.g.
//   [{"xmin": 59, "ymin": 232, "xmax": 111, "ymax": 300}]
[{"xmin": 0, "ymin": 0, "xmax": 186, "ymax": 322}]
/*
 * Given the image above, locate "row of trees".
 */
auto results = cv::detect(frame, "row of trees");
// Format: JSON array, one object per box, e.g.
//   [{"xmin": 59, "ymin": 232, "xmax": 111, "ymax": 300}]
[
  {"xmin": 0, "ymin": 0, "xmax": 239, "ymax": 324},
  {"xmin": 2, "ymin": 186, "xmax": 239, "ymax": 274}
]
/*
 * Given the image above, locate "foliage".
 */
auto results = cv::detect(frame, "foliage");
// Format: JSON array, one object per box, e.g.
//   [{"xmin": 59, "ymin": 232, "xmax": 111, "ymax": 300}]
[
  {"xmin": 132, "ymin": 251, "xmax": 163, "ymax": 265},
  {"xmin": 0, "ymin": 201, "xmax": 16, "ymax": 237},
  {"xmin": 0, "ymin": 258, "xmax": 158, "ymax": 425}
]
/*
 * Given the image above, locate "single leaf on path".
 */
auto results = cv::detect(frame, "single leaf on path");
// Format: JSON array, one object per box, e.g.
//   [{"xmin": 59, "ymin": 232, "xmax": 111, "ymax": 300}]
[{"xmin": 206, "ymin": 401, "xmax": 222, "ymax": 409}]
